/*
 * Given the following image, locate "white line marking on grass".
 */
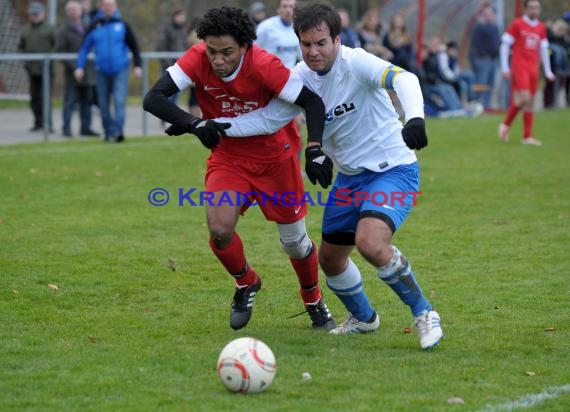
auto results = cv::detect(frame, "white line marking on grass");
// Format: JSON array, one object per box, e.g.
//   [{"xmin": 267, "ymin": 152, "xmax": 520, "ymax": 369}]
[{"xmin": 478, "ymin": 384, "xmax": 570, "ymax": 411}]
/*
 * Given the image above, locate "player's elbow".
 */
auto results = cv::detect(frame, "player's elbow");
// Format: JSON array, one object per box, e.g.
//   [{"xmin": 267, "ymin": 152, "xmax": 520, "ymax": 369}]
[
  {"xmin": 395, "ymin": 71, "xmax": 421, "ymax": 90},
  {"xmin": 143, "ymin": 88, "xmax": 163, "ymax": 114}
]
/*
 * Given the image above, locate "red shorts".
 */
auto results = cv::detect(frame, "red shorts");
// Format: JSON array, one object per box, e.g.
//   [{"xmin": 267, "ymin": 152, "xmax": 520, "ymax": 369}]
[
  {"xmin": 205, "ymin": 154, "xmax": 307, "ymax": 224},
  {"xmin": 511, "ymin": 68, "xmax": 539, "ymax": 95}
]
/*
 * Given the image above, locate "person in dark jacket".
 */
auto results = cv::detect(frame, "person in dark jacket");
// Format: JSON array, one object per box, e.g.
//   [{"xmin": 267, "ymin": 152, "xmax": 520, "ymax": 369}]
[
  {"xmin": 18, "ymin": 1, "xmax": 55, "ymax": 132},
  {"xmin": 383, "ymin": 13, "xmax": 416, "ymax": 72},
  {"xmin": 156, "ymin": 7, "xmax": 188, "ymax": 105},
  {"xmin": 469, "ymin": 5, "xmax": 500, "ymax": 109},
  {"xmin": 55, "ymin": 0, "xmax": 99, "ymax": 137},
  {"xmin": 338, "ymin": 8, "xmax": 360, "ymax": 48},
  {"xmin": 74, "ymin": 0, "xmax": 142, "ymax": 142}
]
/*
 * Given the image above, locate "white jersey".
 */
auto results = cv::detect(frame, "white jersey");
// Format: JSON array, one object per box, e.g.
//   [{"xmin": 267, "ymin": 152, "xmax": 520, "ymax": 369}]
[
  {"xmin": 218, "ymin": 46, "xmax": 424, "ymax": 175},
  {"xmin": 255, "ymin": 16, "xmax": 301, "ymax": 69}
]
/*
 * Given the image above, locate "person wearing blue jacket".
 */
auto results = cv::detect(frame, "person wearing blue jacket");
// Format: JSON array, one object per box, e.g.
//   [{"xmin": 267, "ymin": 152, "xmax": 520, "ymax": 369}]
[{"xmin": 74, "ymin": 0, "xmax": 142, "ymax": 142}]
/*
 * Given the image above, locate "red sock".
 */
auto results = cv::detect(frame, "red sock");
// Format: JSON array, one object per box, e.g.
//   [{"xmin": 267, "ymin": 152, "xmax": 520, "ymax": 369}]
[
  {"xmin": 523, "ymin": 111, "xmax": 534, "ymax": 138},
  {"xmin": 503, "ymin": 103, "xmax": 520, "ymax": 127},
  {"xmin": 289, "ymin": 243, "xmax": 321, "ymax": 304},
  {"xmin": 209, "ymin": 233, "xmax": 258, "ymax": 287}
]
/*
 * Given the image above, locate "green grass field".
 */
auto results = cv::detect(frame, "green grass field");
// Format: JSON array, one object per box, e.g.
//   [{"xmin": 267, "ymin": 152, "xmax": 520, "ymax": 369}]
[{"xmin": 1, "ymin": 110, "xmax": 569, "ymax": 411}]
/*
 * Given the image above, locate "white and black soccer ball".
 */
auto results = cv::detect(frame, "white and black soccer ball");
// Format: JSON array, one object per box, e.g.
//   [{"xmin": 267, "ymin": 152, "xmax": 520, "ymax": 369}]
[{"xmin": 216, "ymin": 337, "xmax": 277, "ymax": 393}]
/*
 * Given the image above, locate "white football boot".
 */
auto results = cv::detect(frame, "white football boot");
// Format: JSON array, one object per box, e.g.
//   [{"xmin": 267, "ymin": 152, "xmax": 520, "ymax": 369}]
[{"xmin": 414, "ymin": 310, "xmax": 443, "ymax": 350}]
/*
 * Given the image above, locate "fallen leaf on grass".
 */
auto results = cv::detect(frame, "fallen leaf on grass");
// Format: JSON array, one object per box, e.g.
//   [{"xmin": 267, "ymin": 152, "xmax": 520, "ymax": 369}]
[
  {"xmin": 447, "ymin": 397, "xmax": 465, "ymax": 405},
  {"xmin": 525, "ymin": 371, "xmax": 536, "ymax": 376},
  {"xmin": 544, "ymin": 327, "xmax": 556, "ymax": 333},
  {"xmin": 403, "ymin": 327, "xmax": 413, "ymax": 334},
  {"xmin": 167, "ymin": 257, "xmax": 177, "ymax": 272},
  {"xmin": 48, "ymin": 283, "xmax": 59, "ymax": 291}
]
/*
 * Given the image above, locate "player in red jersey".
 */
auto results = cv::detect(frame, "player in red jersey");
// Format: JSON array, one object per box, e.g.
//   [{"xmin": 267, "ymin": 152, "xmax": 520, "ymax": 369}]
[
  {"xmin": 143, "ymin": 6, "xmax": 336, "ymax": 331},
  {"xmin": 498, "ymin": 0, "xmax": 555, "ymax": 146}
]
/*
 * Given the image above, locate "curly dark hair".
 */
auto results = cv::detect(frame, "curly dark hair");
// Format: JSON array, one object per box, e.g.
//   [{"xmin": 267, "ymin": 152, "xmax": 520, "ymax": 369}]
[
  {"xmin": 196, "ymin": 7, "xmax": 257, "ymax": 48},
  {"xmin": 293, "ymin": 2, "xmax": 341, "ymax": 40}
]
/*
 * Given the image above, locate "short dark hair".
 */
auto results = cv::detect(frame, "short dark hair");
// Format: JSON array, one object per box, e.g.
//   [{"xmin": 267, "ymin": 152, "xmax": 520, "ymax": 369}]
[
  {"xmin": 523, "ymin": 0, "xmax": 540, "ymax": 7},
  {"xmin": 197, "ymin": 6, "xmax": 257, "ymax": 48},
  {"xmin": 293, "ymin": 2, "xmax": 341, "ymax": 40},
  {"xmin": 446, "ymin": 40, "xmax": 458, "ymax": 49}
]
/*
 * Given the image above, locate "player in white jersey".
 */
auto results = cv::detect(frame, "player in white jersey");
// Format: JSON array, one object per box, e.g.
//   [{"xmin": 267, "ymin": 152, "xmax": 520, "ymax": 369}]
[
  {"xmin": 256, "ymin": 0, "xmax": 305, "ymax": 150},
  {"xmin": 215, "ymin": 3, "xmax": 443, "ymax": 350},
  {"xmin": 255, "ymin": 0, "xmax": 301, "ymax": 69}
]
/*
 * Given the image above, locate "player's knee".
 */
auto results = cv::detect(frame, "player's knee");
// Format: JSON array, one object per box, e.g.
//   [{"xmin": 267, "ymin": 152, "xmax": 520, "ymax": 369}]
[
  {"xmin": 280, "ymin": 232, "xmax": 313, "ymax": 260},
  {"xmin": 208, "ymin": 224, "xmax": 234, "ymax": 246},
  {"xmin": 355, "ymin": 236, "xmax": 391, "ymax": 266},
  {"xmin": 318, "ymin": 248, "xmax": 343, "ymax": 275},
  {"xmin": 519, "ymin": 92, "xmax": 532, "ymax": 106}
]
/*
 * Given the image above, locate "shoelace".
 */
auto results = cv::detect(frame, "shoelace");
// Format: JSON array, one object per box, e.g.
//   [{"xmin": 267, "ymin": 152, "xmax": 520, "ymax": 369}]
[
  {"xmin": 287, "ymin": 302, "xmax": 328, "ymax": 321},
  {"xmin": 232, "ymin": 287, "xmax": 250, "ymax": 309},
  {"xmin": 335, "ymin": 315, "xmax": 359, "ymax": 332},
  {"xmin": 415, "ymin": 313, "xmax": 430, "ymax": 335},
  {"xmin": 307, "ymin": 304, "xmax": 331, "ymax": 323}
]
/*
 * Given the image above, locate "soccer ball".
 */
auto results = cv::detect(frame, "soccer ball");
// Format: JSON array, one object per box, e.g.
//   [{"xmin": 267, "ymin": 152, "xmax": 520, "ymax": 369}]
[{"xmin": 216, "ymin": 337, "xmax": 277, "ymax": 393}]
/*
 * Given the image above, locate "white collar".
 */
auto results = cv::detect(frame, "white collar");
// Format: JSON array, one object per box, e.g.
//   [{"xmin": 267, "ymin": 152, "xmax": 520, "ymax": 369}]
[
  {"xmin": 221, "ymin": 54, "xmax": 245, "ymax": 82},
  {"xmin": 523, "ymin": 15, "xmax": 540, "ymax": 27}
]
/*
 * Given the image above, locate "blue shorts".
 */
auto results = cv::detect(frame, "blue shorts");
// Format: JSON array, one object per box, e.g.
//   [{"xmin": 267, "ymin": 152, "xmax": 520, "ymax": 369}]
[{"xmin": 322, "ymin": 162, "xmax": 420, "ymax": 245}]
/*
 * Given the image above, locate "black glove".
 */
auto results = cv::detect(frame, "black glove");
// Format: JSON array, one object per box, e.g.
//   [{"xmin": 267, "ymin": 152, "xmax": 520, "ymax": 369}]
[
  {"xmin": 402, "ymin": 117, "xmax": 428, "ymax": 150},
  {"xmin": 305, "ymin": 145, "xmax": 333, "ymax": 189},
  {"xmin": 165, "ymin": 119, "xmax": 231, "ymax": 149}
]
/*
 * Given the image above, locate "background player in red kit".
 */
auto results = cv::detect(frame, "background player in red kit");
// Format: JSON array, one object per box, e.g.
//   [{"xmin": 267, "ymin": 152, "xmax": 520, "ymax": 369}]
[
  {"xmin": 498, "ymin": 0, "xmax": 555, "ymax": 146},
  {"xmin": 143, "ymin": 6, "xmax": 336, "ymax": 331}
]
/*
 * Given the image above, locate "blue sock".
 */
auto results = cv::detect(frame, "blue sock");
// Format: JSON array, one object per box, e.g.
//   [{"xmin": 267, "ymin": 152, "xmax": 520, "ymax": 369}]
[
  {"xmin": 377, "ymin": 246, "xmax": 432, "ymax": 317},
  {"xmin": 326, "ymin": 258, "xmax": 375, "ymax": 322}
]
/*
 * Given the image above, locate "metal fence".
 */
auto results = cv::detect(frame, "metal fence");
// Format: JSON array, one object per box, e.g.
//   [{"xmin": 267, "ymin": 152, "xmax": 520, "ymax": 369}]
[{"xmin": 0, "ymin": 51, "xmax": 182, "ymax": 141}]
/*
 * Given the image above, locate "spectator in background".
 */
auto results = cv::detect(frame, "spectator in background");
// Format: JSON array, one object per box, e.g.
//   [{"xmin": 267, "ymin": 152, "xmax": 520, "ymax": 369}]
[
  {"xmin": 80, "ymin": 0, "xmax": 100, "ymax": 108},
  {"xmin": 469, "ymin": 5, "xmax": 500, "ymax": 109},
  {"xmin": 18, "ymin": 1, "xmax": 55, "ymax": 132},
  {"xmin": 564, "ymin": 12, "xmax": 570, "ymax": 104},
  {"xmin": 186, "ymin": 16, "xmax": 202, "ymax": 118},
  {"xmin": 543, "ymin": 18, "xmax": 569, "ymax": 108},
  {"xmin": 498, "ymin": 0, "xmax": 555, "ymax": 146},
  {"xmin": 357, "ymin": 9, "xmax": 393, "ymax": 61},
  {"xmin": 81, "ymin": 0, "xmax": 99, "ymax": 26},
  {"xmin": 74, "ymin": 0, "xmax": 142, "ymax": 143},
  {"xmin": 446, "ymin": 40, "xmax": 476, "ymax": 103},
  {"xmin": 383, "ymin": 13, "xmax": 416, "ymax": 72},
  {"xmin": 338, "ymin": 8, "xmax": 360, "ymax": 48},
  {"xmin": 249, "ymin": 2, "xmax": 267, "ymax": 27},
  {"xmin": 422, "ymin": 37, "xmax": 482, "ymax": 117},
  {"xmin": 156, "ymin": 7, "xmax": 188, "ymax": 106},
  {"xmin": 55, "ymin": 0, "xmax": 99, "ymax": 138}
]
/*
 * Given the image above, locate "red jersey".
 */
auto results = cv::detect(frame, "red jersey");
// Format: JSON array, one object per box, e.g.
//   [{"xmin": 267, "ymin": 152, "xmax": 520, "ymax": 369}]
[
  {"xmin": 176, "ymin": 43, "xmax": 300, "ymax": 163},
  {"xmin": 506, "ymin": 17, "xmax": 547, "ymax": 73}
]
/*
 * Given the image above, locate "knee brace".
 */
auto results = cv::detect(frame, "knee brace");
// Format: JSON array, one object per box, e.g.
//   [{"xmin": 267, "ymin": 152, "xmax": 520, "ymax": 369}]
[{"xmin": 277, "ymin": 219, "xmax": 314, "ymax": 260}]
